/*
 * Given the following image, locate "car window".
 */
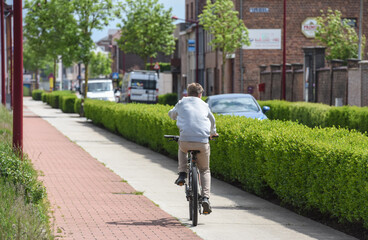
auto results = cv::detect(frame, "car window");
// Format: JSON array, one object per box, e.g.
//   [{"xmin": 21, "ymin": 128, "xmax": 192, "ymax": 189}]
[
  {"xmin": 210, "ymin": 97, "xmax": 259, "ymax": 113},
  {"xmin": 87, "ymin": 82, "xmax": 113, "ymax": 92},
  {"xmin": 131, "ymin": 79, "xmax": 156, "ymax": 90}
]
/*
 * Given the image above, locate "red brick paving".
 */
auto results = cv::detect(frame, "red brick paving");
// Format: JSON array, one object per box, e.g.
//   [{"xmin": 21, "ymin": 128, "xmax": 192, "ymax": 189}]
[{"xmin": 23, "ymin": 107, "xmax": 200, "ymax": 240}]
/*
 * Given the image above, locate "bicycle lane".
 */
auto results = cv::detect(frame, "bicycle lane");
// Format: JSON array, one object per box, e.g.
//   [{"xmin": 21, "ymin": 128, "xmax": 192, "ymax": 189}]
[
  {"xmin": 23, "ymin": 100, "xmax": 200, "ymax": 240},
  {"xmin": 23, "ymin": 97, "xmax": 357, "ymax": 240}
]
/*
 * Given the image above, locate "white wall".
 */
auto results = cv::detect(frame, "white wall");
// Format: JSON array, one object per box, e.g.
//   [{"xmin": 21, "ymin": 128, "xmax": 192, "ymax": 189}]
[{"xmin": 158, "ymin": 72, "xmax": 172, "ymax": 95}]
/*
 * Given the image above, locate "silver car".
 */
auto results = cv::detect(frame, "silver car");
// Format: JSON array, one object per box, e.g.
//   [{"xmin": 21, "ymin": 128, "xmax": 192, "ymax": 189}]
[{"xmin": 206, "ymin": 93, "xmax": 270, "ymax": 120}]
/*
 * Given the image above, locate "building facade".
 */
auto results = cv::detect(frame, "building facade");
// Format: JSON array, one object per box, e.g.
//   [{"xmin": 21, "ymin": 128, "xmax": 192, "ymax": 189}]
[{"xmin": 176, "ymin": 0, "xmax": 368, "ymax": 100}]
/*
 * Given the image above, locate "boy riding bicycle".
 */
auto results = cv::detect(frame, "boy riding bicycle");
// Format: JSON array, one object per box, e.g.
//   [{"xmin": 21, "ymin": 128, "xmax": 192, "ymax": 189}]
[{"xmin": 168, "ymin": 83, "xmax": 218, "ymax": 214}]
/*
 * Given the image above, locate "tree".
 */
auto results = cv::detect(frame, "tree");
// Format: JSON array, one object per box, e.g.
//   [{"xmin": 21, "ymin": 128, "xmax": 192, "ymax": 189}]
[
  {"xmin": 115, "ymin": 0, "xmax": 176, "ymax": 67},
  {"xmin": 24, "ymin": 0, "xmax": 78, "ymax": 90},
  {"xmin": 72, "ymin": 0, "xmax": 114, "ymax": 98},
  {"xmin": 24, "ymin": 0, "xmax": 50, "ymax": 89},
  {"xmin": 44, "ymin": 0, "xmax": 79, "ymax": 89},
  {"xmin": 315, "ymin": 8, "xmax": 365, "ymax": 61},
  {"xmin": 89, "ymin": 51, "xmax": 112, "ymax": 78},
  {"xmin": 199, "ymin": 0, "xmax": 250, "ymax": 93}
]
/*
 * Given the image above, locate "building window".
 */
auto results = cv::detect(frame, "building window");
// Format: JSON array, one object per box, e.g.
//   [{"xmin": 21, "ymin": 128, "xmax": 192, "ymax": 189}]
[
  {"xmin": 186, "ymin": 4, "xmax": 189, "ymax": 21},
  {"xmin": 191, "ymin": 2, "xmax": 193, "ymax": 20}
]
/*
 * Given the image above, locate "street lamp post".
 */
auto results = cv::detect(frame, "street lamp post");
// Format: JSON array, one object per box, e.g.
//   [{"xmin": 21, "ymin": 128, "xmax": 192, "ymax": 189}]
[
  {"xmin": 13, "ymin": 0, "xmax": 23, "ymax": 151},
  {"xmin": 1, "ymin": 0, "xmax": 5, "ymax": 106},
  {"xmin": 172, "ymin": 16, "xmax": 199, "ymax": 84},
  {"xmin": 282, "ymin": 0, "xmax": 287, "ymax": 100}
]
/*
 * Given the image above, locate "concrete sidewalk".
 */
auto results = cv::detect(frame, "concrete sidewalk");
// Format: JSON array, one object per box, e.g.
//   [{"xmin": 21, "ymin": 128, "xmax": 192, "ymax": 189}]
[{"xmin": 23, "ymin": 97, "xmax": 356, "ymax": 240}]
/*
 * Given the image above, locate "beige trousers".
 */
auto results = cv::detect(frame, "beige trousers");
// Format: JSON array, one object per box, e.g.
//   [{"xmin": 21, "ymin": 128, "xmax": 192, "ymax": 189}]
[{"xmin": 178, "ymin": 141, "xmax": 211, "ymax": 198}]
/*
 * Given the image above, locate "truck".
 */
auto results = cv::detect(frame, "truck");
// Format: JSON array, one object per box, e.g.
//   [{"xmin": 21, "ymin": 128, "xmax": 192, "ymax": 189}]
[{"xmin": 120, "ymin": 70, "xmax": 159, "ymax": 104}]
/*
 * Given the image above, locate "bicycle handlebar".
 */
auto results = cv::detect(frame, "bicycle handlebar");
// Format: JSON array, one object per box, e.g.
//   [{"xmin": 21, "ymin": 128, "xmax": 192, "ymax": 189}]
[{"xmin": 164, "ymin": 135, "xmax": 219, "ymax": 142}]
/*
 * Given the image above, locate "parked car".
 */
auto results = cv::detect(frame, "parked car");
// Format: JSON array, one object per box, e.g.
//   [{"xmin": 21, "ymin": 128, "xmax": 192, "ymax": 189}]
[
  {"xmin": 206, "ymin": 94, "xmax": 270, "ymax": 120},
  {"xmin": 79, "ymin": 79, "xmax": 115, "ymax": 102}
]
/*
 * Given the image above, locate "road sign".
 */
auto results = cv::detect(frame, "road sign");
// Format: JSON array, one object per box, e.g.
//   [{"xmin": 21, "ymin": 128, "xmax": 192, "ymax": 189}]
[
  {"xmin": 112, "ymin": 72, "xmax": 119, "ymax": 79},
  {"xmin": 153, "ymin": 62, "xmax": 160, "ymax": 70},
  {"xmin": 188, "ymin": 39, "xmax": 195, "ymax": 52}
]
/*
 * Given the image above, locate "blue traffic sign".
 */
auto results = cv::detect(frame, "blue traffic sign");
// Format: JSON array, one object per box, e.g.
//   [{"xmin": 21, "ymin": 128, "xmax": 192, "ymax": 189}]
[
  {"xmin": 112, "ymin": 72, "xmax": 119, "ymax": 79},
  {"xmin": 188, "ymin": 39, "xmax": 195, "ymax": 52}
]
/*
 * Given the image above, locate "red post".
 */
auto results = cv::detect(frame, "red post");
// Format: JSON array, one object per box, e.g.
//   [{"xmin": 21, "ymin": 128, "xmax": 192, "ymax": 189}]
[
  {"xmin": 195, "ymin": 21, "xmax": 199, "ymax": 83},
  {"xmin": 1, "ymin": 0, "xmax": 5, "ymax": 106},
  {"xmin": 282, "ymin": 0, "xmax": 286, "ymax": 100},
  {"xmin": 13, "ymin": 0, "xmax": 23, "ymax": 151}
]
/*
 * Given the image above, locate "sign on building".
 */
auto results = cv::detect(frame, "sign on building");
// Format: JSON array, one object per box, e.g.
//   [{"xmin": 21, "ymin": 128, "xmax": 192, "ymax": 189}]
[
  {"xmin": 243, "ymin": 29, "xmax": 281, "ymax": 50},
  {"xmin": 188, "ymin": 39, "xmax": 195, "ymax": 52},
  {"xmin": 301, "ymin": 18, "xmax": 318, "ymax": 38}
]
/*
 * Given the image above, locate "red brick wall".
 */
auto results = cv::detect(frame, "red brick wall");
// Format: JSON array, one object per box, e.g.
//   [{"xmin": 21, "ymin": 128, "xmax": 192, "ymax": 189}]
[{"xmin": 232, "ymin": 0, "xmax": 366, "ymax": 98}]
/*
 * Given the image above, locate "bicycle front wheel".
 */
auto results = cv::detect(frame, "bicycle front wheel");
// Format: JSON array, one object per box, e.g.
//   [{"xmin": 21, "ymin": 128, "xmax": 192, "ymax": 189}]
[{"xmin": 191, "ymin": 166, "xmax": 199, "ymax": 226}]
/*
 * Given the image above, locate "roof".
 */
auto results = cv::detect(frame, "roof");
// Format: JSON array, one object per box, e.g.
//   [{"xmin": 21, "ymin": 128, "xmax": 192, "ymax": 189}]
[{"xmin": 207, "ymin": 93, "xmax": 254, "ymax": 100}]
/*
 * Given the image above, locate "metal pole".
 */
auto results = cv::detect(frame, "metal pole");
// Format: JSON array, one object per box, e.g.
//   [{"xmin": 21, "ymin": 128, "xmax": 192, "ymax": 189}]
[
  {"xmin": 196, "ymin": 22, "xmax": 199, "ymax": 83},
  {"xmin": 282, "ymin": 0, "xmax": 286, "ymax": 100},
  {"xmin": 358, "ymin": 0, "xmax": 363, "ymax": 60},
  {"xmin": 1, "ymin": 0, "xmax": 5, "ymax": 106},
  {"xmin": 13, "ymin": 0, "xmax": 23, "ymax": 151},
  {"xmin": 239, "ymin": 0, "xmax": 243, "ymax": 93}
]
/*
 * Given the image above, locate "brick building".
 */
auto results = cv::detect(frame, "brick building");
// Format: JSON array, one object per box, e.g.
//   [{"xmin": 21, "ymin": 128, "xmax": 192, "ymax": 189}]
[{"xmin": 175, "ymin": 0, "xmax": 368, "ymax": 99}]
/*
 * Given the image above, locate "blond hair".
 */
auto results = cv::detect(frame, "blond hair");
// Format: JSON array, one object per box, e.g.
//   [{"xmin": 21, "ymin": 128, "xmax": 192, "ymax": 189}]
[{"xmin": 187, "ymin": 83, "xmax": 203, "ymax": 96}]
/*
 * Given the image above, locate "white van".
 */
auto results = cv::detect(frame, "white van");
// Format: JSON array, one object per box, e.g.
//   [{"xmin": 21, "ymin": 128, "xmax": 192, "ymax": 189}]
[
  {"xmin": 120, "ymin": 70, "xmax": 159, "ymax": 103},
  {"xmin": 80, "ymin": 79, "xmax": 115, "ymax": 102}
]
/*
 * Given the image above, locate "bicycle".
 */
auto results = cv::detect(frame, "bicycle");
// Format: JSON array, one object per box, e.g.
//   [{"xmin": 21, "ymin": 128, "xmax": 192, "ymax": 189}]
[{"xmin": 164, "ymin": 135, "xmax": 218, "ymax": 226}]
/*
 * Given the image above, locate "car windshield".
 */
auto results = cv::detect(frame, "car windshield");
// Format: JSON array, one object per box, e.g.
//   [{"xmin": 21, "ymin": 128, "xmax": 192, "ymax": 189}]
[
  {"xmin": 87, "ymin": 82, "xmax": 112, "ymax": 92},
  {"xmin": 210, "ymin": 97, "xmax": 260, "ymax": 113}
]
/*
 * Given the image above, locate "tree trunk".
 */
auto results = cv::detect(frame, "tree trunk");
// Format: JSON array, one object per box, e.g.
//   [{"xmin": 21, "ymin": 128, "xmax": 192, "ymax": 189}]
[
  {"xmin": 35, "ymin": 68, "xmax": 39, "ymax": 90},
  {"xmin": 53, "ymin": 58, "xmax": 57, "ymax": 91},
  {"xmin": 84, "ymin": 63, "xmax": 89, "ymax": 99},
  {"xmin": 221, "ymin": 53, "xmax": 226, "ymax": 94}
]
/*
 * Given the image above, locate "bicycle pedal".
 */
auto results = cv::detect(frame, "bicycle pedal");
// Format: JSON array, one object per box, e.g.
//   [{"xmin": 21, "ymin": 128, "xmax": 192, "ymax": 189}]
[{"xmin": 178, "ymin": 182, "xmax": 184, "ymax": 186}]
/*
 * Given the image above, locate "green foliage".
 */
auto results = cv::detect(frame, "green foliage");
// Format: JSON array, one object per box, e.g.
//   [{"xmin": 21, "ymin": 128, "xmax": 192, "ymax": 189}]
[
  {"xmin": 0, "ymin": 106, "xmax": 52, "ymax": 239},
  {"xmin": 74, "ymin": 98, "xmax": 83, "ymax": 115},
  {"xmin": 72, "ymin": 0, "xmax": 114, "ymax": 97},
  {"xmin": 48, "ymin": 90, "xmax": 75, "ymax": 109},
  {"xmin": 315, "ymin": 8, "xmax": 365, "ymax": 61},
  {"xmin": 90, "ymin": 51, "xmax": 113, "ymax": 78},
  {"xmin": 158, "ymin": 93, "xmax": 178, "ymax": 106},
  {"xmin": 199, "ymin": 0, "xmax": 250, "ymax": 93},
  {"xmin": 83, "ymin": 100, "xmax": 368, "ymax": 227},
  {"xmin": 115, "ymin": 0, "xmax": 176, "ymax": 64},
  {"xmin": 258, "ymin": 100, "xmax": 368, "ymax": 134},
  {"xmin": 32, "ymin": 90, "xmax": 44, "ymax": 101},
  {"xmin": 41, "ymin": 92, "xmax": 50, "ymax": 103},
  {"xmin": 61, "ymin": 95, "xmax": 78, "ymax": 113},
  {"xmin": 145, "ymin": 62, "xmax": 171, "ymax": 72}
]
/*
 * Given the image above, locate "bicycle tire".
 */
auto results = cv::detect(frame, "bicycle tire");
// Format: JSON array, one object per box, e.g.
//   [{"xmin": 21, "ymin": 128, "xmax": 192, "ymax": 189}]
[
  {"xmin": 192, "ymin": 166, "xmax": 199, "ymax": 226},
  {"xmin": 188, "ymin": 171, "xmax": 193, "ymax": 220}
]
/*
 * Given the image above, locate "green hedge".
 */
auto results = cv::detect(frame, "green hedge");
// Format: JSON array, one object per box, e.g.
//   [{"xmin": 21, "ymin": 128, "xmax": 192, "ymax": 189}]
[
  {"xmin": 61, "ymin": 95, "xmax": 77, "ymax": 113},
  {"xmin": 41, "ymin": 92, "xmax": 49, "ymax": 103},
  {"xmin": 259, "ymin": 100, "xmax": 368, "ymax": 134},
  {"xmin": 84, "ymin": 99, "xmax": 368, "ymax": 228},
  {"xmin": 145, "ymin": 62, "xmax": 171, "ymax": 72},
  {"xmin": 158, "ymin": 93, "xmax": 178, "ymax": 106},
  {"xmin": 48, "ymin": 91, "xmax": 74, "ymax": 109},
  {"xmin": 31, "ymin": 90, "xmax": 44, "ymax": 101},
  {"xmin": 74, "ymin": 98, "xmax": 83, "ymax": 115}
]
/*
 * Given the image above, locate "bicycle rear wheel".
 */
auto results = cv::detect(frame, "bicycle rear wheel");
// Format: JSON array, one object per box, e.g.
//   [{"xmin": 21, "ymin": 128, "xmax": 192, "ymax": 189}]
[
  {"xmin": 187, "ymin": 171, "xmax": 193, "ymax": 220},
  {"xmin": 191, "ymin": 166, "xmax": 199, "ymax": 226}
]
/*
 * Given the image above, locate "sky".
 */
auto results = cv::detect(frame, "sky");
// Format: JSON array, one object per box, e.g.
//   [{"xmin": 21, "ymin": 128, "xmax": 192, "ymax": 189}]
[{"xmin": 92, "ymin": 0, "xmax": 185, "ymax": 42}]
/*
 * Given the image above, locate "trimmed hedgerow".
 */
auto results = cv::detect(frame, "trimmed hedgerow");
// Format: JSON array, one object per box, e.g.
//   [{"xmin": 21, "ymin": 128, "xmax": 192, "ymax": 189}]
[
  {"xmin": 31, "ymin": 90, "xmax": 44, "ymax": 101},
  {"xmin": 60, "ymin": 95, "xmax": 77, "ymax": 113},
  {"xmin": 258, "ymin": 100, "xmax": 368, "ymax": 134},
  {"xmin": 84, "ymin": 99, "xmax": 368, "ymax": 228},
  {"xmin": 158, "ymin": 93, "xmax": 178, "ymax": 106}
]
